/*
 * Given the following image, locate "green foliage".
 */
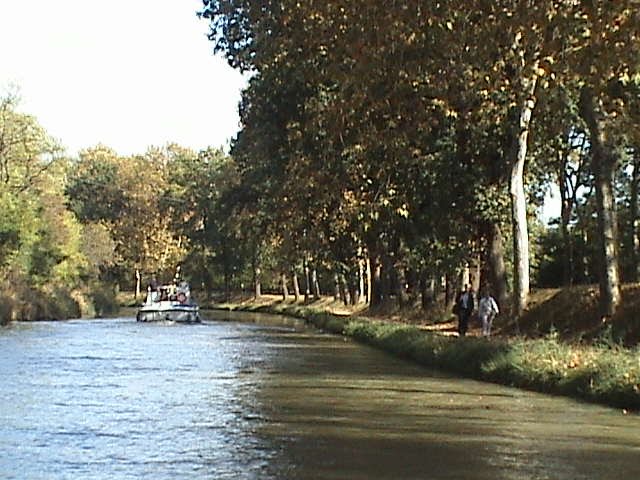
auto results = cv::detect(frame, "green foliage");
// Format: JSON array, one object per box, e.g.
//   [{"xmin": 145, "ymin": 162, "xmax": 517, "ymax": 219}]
[
  {"xmin": 0, "ymin": 94, "xmax": 121, "ymax": 321},
  {"xmin": 66, "ymin": 149, "xmax": 125, "ymax": 222}
]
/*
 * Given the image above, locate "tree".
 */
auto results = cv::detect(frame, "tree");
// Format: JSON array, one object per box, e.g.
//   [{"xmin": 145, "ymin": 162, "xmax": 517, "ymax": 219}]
[
  {"xmin": 569, "ymin": 4, "xmax": 640, "ymax": 316},
  {"xmin": 66, "ymin": 144, "xmax": 188, "ymax": 288},
  {"xmin": 0, "ymin": 91, "xmax": 63, "ymax": 194}
]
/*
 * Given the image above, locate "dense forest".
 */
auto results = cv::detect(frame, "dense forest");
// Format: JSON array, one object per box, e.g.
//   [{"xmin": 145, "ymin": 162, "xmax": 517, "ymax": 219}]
[
  {"xmin": 1, "ymin": 2, "xmax": 639, "ymax": 323},
  {"xmin": 197, "ymin": 0, "xmax": 640, "ymax": 318}
]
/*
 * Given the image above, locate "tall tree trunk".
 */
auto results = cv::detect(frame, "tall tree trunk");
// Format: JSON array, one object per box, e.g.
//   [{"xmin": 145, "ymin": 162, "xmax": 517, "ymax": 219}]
[
  {"xmin": 281, "ymin": 272, "xmax": 289, "ymax": 301},
  {"xmin": 395, "ymin": 263, "xmax": 409, "ymax": 308},
  {"xmin": 510, "ymin": 70, "xmax": 539, "ymax": 316},
  {"xmin": 312, "ymin": 269, "xmax": 321, "ymax": 298},
  {"xmin": 292, "ymin": 269, "xmax": 301, "ymax": 302},
  {"xmin": 574, "ymin": 202, "xmax": 591, "ymax": 283},
  {"xmin": 580, "ymin": 87, "xmax": 621, "ymax": 317},
  {"xmin": 580, "ymin": 226, "xmax": 590, "ymax": 282},
  {"xmin": 224, "ymin": 270, "xmax": 231, "ymax": 302},
  {"xmin": 560, "ymin": 195, "xmax": 575, "ymax": 286},
  {"xmin": 303, "ymin": 258, "xmax": 311, "ymax": 302},
  {"xmin": 629, "ymin": 154, "xmax": 640, "ymax": 282},
  {"xmin": 420, "ymin": 269, "xmax": 436, "ymax": 310},
  {"xmin": 135, "ymin": 268, "xmax": 141, "ymax": 299},
  {"xmin": 445, "ymin": 273, "xmax": 456, "ymax": 309},
  {"xmin": 358, "ymin": 258, "xmax": 366, "ymax": 303},
  {"xmin": 366, "ymin": 256, "xmax": 372, "ymax": 304},
  {"xmin": 558, "ymin": 151, "xmax": 575, "ymax": 286},
  {"xmin": 462, "ymin": 263, "xmax": 470, "ymax": 288},
  {"xmin": 254, "ymin": 267, "xmax": 261, "ymax": 298},
  {"xmin": 487, "ymin": 222, "xmax": 508, "ymax": 310},
  {"xmin": 252, "ymin": 252, "xmax": 261, "ymax": 299},
  {"xmin": 380, "ymin": 253, "xmax": 393, "ymax": 305},
  {"xmin": 371, "ymin": 256, "xmax": 383, "ymax": 307},
  {"xmin": 470, "ymin": 255, "xmax": 481, "ymax": 293},
  {"xmin": 333, "ymin": 273, "xmax": 340, "ymax": 301},
  {"xmin": 340, "ymin": 274, "xmax": 351, "ymax": 306}
]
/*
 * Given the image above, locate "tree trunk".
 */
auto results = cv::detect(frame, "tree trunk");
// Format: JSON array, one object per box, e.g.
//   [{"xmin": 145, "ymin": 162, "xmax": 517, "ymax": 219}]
[
  {"xmin": 281, "ymin": 272, "xmax": 289, "ymax": 301},
  {"xmin": 462, "ymin": 263, "xmax": 470, "ymax": 288},
  {"xmin": 366, "ymin": 256, "xmax": 372, "ymax": 304},
  {"xmin": 253, "ymin": 266, "xmax": 261, "ymax": 299},
  {"xmin": 333, "ymin": 273, "xmax": 341, "ymax": 301},
  {"xmin": 224, "ymin": 270, "xmax": 231, "ymax": 302},
  {"xmin": 593, "ymin": 147, "xmax": 621, "ymax": 316},
  {"xmin": 487, "ymin": 222, "xmax": 508, "ymax": 310},
  {"xmin": 340, "ymin": 274, "xmax": 351, "ymax": 306},
  {"xmin": 580, "ymin": 226, "xmax": 590, "ymax": 282},
  {"xmin": 420, "ymin": 269, "xmax": 436, "ymax": 310},
  {"xmin": 381, "ymin": 253, "xmax": 393, "ymax": 305},
  {"xmin": 445, "ymin": 273, "xmax": 455, "ymax": 309},
  {"xmin": 312, "ymin": 269, "xmax": 321, "ymax": 298},
  {"xmin": 470, "ymin": 255, "xmax": 481, "ymax": 293},
  {"xmin": 395, "ymin": 263, "xmax": 409, "ymax": 308},
  {"xmin": 560, "ymin": 195, "xmax": 575, "ymax": 286},
  {"xmin": 510, "ymin": 71, "xmax": 538, "ymax": 316},
  {"xmin": 303, "ymin": 259, "xmax": 311, "ymax": 302},
  {"xmin": 580, "ymin": 87, "xmax": 621, "ymax": 317},
  {"xmin": 358, "ymin": 258, "xmax": 366, "ymax": 303},
  {"xmin": 558, "ymin": 151, "xmax": 575, "ymax": 286},
  {"xmin": 371, "ymin": 257, "xmax": 383, "ymax": 307},
  {"xmin": 629, "ymin": 154, "xmax": 640, "ymax": 282},
  {"xmin": 135, "ymin": 269, "xmax": 141, "ymax": 299},
  {"xmin": 292, "ymin": 269, "xmax": 301, "ymax": 302},
  {"xmin": 574, "ymin": 200, "xmax": 591, "ymax": 283}
]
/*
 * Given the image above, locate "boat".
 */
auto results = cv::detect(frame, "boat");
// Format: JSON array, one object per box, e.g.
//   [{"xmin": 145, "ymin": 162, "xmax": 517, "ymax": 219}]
[{"xmin": 136, "ymin": 282, "xmax": 200, "ymax": 323}]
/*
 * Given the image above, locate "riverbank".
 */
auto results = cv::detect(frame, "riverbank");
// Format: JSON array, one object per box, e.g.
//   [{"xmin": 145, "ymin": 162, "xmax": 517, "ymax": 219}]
[
  {"xmin": 207, "ymin": 293, "xmax": 640, "ymax": 412},
  {"xmin": 0, "ymin": 283, "xmax": 119, "ymax": 325}
]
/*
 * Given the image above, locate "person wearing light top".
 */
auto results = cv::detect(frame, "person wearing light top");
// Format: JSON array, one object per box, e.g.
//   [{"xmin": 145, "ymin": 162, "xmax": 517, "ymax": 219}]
[{"xmin": 478, "ymin": 289, "xmax": 500, "ymax": 337}]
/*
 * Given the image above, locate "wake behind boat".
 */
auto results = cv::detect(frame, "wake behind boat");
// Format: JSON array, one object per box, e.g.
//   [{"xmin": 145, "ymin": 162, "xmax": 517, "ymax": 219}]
[{"xmin": 136, "ymin": 282, "xmax": 200, "ymax": 323}]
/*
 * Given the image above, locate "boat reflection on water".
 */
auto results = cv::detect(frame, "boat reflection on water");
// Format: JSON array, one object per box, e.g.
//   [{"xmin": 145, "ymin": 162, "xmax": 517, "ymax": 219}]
[{"xmin": 136, "ymin": 282, "xmax": 200, "ymax": 323}]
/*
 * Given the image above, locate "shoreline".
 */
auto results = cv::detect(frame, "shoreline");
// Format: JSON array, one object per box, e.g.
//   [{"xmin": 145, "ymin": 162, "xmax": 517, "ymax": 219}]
[{"xmin": 207, "ymin": 298, "xmax": 640, "ymax": 413}]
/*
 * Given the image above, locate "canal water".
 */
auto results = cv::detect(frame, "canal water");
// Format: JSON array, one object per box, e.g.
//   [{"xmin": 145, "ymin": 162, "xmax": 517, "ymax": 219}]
[{"xmin": 1, "ymin": 311, "xmax": 639, "ymax": 479}]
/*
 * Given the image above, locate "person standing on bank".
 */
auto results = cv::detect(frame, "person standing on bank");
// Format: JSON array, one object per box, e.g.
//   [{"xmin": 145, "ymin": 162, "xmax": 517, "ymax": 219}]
[
  {"xmin": 455, "ymin": 284, "xmax": 474, "ymax": 337},
  {"xmin": 478, "ymin": 289, "xmax": 500, "ymax": 337}
]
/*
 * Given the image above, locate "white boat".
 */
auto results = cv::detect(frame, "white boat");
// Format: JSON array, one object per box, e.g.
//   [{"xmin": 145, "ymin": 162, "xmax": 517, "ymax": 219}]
[{"xmin": 136, "ymin": 282, "xmax": 200, "ymax": 323}]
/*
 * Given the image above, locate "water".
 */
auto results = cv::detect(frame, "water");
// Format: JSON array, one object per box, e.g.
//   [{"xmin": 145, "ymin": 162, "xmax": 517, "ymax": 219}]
[{"xmin": 1, "ymin": 312, "xmax": 639, "ymax": 479}]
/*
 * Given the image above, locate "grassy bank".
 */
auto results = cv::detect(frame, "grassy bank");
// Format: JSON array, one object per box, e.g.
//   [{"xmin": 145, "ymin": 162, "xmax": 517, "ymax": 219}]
[{"xmin": 210, "ymin": 297, "xmax": 640, "ymax": 412}]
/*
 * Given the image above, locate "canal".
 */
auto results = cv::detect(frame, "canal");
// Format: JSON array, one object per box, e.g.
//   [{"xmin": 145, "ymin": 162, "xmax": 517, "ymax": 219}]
[{"xmin": 1, "ymin": 311, "xmax": 639, "ymax": 479}]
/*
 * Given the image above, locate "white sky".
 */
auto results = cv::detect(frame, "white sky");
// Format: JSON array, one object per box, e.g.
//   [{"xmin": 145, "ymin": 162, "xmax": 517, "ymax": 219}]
[{"xmin": 0, "ymin": 0, "xmax": 246, "ymax": 156}]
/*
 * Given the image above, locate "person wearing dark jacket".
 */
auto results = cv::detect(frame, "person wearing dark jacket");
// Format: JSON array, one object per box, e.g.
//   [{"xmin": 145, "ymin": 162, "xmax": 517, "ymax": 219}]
[{"xmin": 454, "ymin": 284, "xmax": 474, "ymax": 337}]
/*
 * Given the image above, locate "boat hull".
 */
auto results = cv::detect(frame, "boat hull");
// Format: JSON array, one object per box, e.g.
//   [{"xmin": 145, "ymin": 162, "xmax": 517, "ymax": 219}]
[{"xmin": 136, "ymin": 306, "xmax": 200, "ymax": 323}]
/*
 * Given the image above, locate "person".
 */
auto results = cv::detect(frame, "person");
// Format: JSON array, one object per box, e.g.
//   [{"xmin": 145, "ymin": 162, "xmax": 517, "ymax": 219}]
[
  {"xmin": 144, "ymin": 283, "xmax": 159, "ymax": 303},
  {"xmin": 478, "ymin": 289, "xmax": 500, "ymax": 337},
  {"xmin": 455, "ymin": 284, "xmax": 474, "ymax": 337}
]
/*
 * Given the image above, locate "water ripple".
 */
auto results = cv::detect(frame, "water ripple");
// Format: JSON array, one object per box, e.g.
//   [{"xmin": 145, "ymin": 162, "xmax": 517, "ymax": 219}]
[{"xmin": 2, "ymin": 315, "xmax": 639, "ymax": 480}]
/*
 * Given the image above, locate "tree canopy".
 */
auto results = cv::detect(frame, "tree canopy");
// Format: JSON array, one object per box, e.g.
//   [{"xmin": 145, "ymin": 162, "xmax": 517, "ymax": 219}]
[{"xmin": 3, "ymin": 2, "xmax": 640, "ymax": 324}]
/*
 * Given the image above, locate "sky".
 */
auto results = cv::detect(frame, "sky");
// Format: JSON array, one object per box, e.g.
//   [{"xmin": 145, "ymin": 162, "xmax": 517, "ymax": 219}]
[{"xmin": 0, "ymin": 0, "xmax": 246, "ymax": 156}]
